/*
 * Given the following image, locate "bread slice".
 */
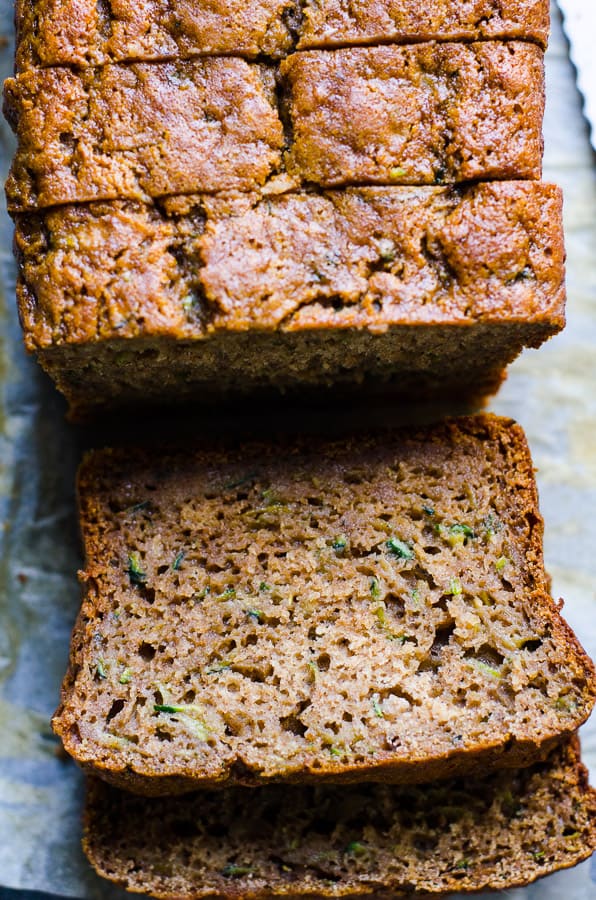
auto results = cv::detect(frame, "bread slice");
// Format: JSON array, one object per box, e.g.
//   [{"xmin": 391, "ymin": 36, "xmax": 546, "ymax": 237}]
[
  {"xmin": 15, "ymin": 182, "xmax": 564, "ymax": 419},
  {"xmin": 83, "ymin": 738, "xmax": 595, "ymax": 898},
  {"xmin": 4, "ymin": 41, "xmax": 543, "ymax": 211},
  {"xmin": 3, "ymin": 59, "xmax": 284, "ymax": 211},
  {"xmin": 52, "ymin": 416, "xmax": 595, "ymax": 794},
  {"xmin": 14, "ymin": 0, "xmax": 299, "ymax": 68},
  {"xmin": 281, "ymin": 42, "xmax": 544, "ymax": 187},
  {"xmin": 14, "ymin": 0, "xmax": 550, "ymax": 70}
]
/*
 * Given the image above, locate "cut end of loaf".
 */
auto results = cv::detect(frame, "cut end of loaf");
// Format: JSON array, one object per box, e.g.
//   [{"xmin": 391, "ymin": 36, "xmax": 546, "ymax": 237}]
[
  {"xmin": 52, "ymin": 416, "xmax": 595, "ymax": 793},
  {"xmin": 35, "ymin": 327, "xmax": 520, "ymax": 422}
]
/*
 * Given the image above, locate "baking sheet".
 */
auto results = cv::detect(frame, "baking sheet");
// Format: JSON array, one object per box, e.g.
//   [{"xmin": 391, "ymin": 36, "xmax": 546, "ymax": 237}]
[{"xmin": 0, "ymin": 2, "xmax": 595, "ymax": 896}]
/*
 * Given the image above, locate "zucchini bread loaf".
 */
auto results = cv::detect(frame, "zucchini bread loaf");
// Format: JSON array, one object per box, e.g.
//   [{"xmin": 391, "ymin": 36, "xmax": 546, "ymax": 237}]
[
  {"xmin": 4, "ymin": 40, "xmax": 544, "ymax": 211},
  {"xmin": 53, "ymin": 416, "xmax": 595, "ymax": 794},
  {"xmin": 84, "ymin": 738, "xmax": 595, "ymax": 898},
  {"xmin": 15, "ymin": 182, "xmax": 565, "ymax": 418},
  {"xmin": 5, "ymin": 2, "xmax": 552, "ymax": 412},
  {"xmin": 14, "ymin": 0, "xmax": 550, "ymax": 69}
]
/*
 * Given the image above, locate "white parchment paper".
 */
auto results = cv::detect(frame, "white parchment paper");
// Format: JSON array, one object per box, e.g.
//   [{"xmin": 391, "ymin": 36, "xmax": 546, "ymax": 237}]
[
  {"xmin": 558, "ymin": 0, "xmax": 596, "ymax": 149},
  {"xmin": 0, "ymin": 2, "xmax": 594, "ymax": 896}
]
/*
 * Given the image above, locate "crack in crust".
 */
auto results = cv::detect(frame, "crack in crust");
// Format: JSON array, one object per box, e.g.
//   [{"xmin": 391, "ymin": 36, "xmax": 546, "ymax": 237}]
[
  {"xmin": 4, "ymin": 41, "xmax": 545, "ymax": 212},
  {"xmin": 15, "ymin": 181, "xmax": 564, "ymax": 349}
]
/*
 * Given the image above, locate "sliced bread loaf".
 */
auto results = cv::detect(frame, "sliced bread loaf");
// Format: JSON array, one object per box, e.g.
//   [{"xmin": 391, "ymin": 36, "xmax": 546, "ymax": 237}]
[
  {"xmin": 14, "ymin": 0, "xmax": 550, "ymax": 70},
  {"xmin": 83, "ymin": 738, "xmax": 595, "ymax": 898},
  {"xmin": 52, "ymin": 416, "xmax": 595, "ymax": 793},
  {"xmin": 15, "ymin": 182, "xmax": 564, "ymax": 419}
]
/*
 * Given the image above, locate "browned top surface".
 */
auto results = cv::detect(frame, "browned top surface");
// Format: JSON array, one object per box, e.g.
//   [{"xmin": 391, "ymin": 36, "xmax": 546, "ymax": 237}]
[
  {"xmin": 282, "ymin": 42, "xmax": 544, "ymax": 187},
  {"xmin": 14, "ymin": 0, "xmax": 297, "ymax": 68},
  {"xmin": 14, "ymin": 0, "xmax": 550, "ymax": 70},
  {"xmin": 15, "ymin": 182, "xmax": 565, "ymax": 350},
  {"xmin": 4, "ymin": 41, "xmax": 544, "ymax": 211},
  {"xmin": 299, "ymin": 0, "xmax": 550, "ymax": 51},
  {"xmin": 3, "ymin": 59, "xmax": 283, "ymax": 210}
]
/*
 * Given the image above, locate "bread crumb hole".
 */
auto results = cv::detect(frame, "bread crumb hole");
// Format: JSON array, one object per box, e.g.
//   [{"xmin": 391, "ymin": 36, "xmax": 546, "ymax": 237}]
[
  {"xmin": 106, "ymin": 699, "xmax": 125, "ymax": 723},
  {"xmin": 138, "ymin": 642, "xmax": 156, "ymax": 660},
  {"xmin": 317, "ymin": 653, "xmax": 331, "ymax": 671}
]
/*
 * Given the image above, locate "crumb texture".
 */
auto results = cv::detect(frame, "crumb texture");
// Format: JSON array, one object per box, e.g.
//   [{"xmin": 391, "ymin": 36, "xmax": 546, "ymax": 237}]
[
  {"xmin": 4, "ymin": 41, "xmax": 544, "ymax": 211},
  {"xmin": 52, "ymin": 417, "xmax": 595, "ymax": 792},
  {"xmin": 14, "ymin": 0, "xmax": 550, "ymax": 70},
  {"xmin": 83, "ymin": 739, "xmax": 596, "ymax": 899}
]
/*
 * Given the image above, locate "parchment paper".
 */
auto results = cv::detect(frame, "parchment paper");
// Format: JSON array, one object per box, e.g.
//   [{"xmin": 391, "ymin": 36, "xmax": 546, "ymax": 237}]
[
  {"xmin": 558, "ymin": 0, "xmax": 596, "ymax": 150},
  {"xmin": 0, "ymin": 2, "xmax": 595, "ymax": 896}
]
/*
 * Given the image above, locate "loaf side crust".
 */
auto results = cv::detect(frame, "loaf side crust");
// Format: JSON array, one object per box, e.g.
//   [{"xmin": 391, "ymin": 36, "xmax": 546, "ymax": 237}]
[{"xmin": 82, "ymin": 736, "xmax": 596, "ymax": 898}]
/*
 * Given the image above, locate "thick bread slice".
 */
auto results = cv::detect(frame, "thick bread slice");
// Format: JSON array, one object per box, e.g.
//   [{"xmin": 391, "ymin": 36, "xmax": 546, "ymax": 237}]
[
  {"xmin": 14, "ymin": 0, "xmax": 299, "ymax": 67},
  {"xmin": 4, "ymin": 41, "xmax": 544, "ymax": 211},
  {"xmin": 14, "ymin": 0, "xmax": 550, "ymax": 70},
  {"xmin": 14, "ymin": 182, "xmax": 564, "ymax": 419},
  {"xmin": 281, "ymin": 42, "xmax": 544, "ymax": 187},
  {"xmin": 3, "ymin": 59, "xmax": 283, "ymax": 211},
  {"xmin": 52, "ymin": 416, "xmax": 595, "ymax": 793},
  {"xmin": 83, "ymin": 738, "xmax": 596, "ymax": 898}
]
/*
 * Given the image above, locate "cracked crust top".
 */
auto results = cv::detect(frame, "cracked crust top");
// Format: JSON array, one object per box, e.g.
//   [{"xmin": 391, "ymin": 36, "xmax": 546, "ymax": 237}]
[
  {"xmin": 4, "ymin": 41, "xmax": 544, "ymax": 211},
  {"xmin": 15, "ymin": 182, "xmax": 565, "ymax": 351}
]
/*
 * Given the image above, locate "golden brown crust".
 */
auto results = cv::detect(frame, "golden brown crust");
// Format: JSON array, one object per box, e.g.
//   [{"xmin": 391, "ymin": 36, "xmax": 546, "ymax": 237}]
[
  {"xmin": 14, "ymin": 0, "xmax": 550, "ymax": 71},
  {"xmin": 282, "ymin": 42, "xmax": 544, "ymax": 187},
  {"xmin": 64, "ymin": 734, "xmax": 569, "ymax": 796},
  {"xmin": 15, "ymin": 182, "xmax": 565, "ymax": 350},
  {"xmin": 3, "ymin": 60, "xmax": 284, "ymax": 211},
  {"xmin": 298, "ymin": 0, "xmax": 551, "ymax": 51},
  {"xmin": 4, "ymin": 41, "xmax": 544, "ymax": 211},
  {"xmin": 82, "ymin": 737, "xmax": 596, "ymax": 899},
  {"xmin": 52, "ymin": 416, "xmax": 596, "ymax": 794},
  {"xmin": 14, "ymin": 0, "xmax": 297, "ymax": 68}
]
